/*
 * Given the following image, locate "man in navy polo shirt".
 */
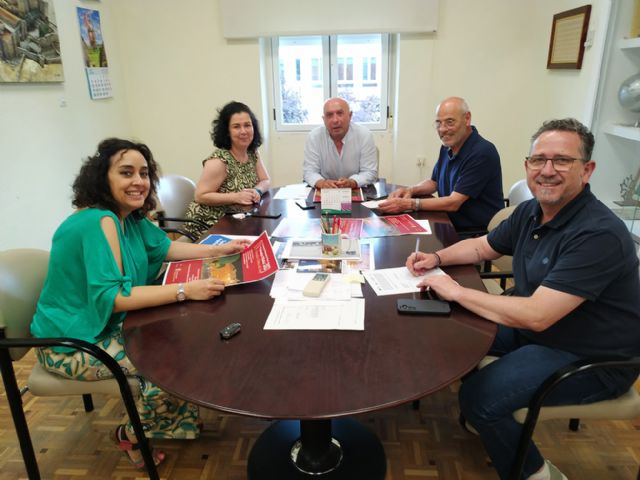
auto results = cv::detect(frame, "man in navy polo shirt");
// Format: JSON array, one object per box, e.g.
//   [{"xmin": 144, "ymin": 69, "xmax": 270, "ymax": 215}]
[
  {"xmin": 379, "ymin": 96, "xmax": 503, "ymax": 235},
  {"xmin": 405, "ymin": 118, "xmax": 640, "ymax": 480}
]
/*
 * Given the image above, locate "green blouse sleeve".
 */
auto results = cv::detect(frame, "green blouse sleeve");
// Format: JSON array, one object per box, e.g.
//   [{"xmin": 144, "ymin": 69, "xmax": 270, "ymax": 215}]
[{"xmin": 79, "ymin": 212, "xmax": 133, "ymax": 330}]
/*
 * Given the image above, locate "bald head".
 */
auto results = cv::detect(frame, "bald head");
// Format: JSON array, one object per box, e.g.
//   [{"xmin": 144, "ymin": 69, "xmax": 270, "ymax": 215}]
[
  {"xmin": 436, "ymin": 96, "xmax": 470, "ymax": 116},
  {"xmin": 434, "ymin": 96, "xmax": 472, "ymax": 153},
  {"xmin": 323, "ymin": 97, "xmax": 352, "ymax": 141}
]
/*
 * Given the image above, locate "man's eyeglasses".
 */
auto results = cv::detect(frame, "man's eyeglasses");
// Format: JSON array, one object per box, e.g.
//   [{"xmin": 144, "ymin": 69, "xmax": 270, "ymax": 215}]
[
  {"xmin": 433, "ymin": 118, "xmax": 457, "ymax": 129},
  {"xmin": 525, "ymin": 155, "xmax": 581, "ymax": 172}
]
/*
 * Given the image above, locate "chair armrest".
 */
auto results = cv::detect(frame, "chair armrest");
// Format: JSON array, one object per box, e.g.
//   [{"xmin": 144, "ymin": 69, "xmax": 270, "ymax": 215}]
[
  {"xmin": 155, "ymin": 212, "xmax": 210, "ymax": 230},
  {"xmin": 159, "ymin": 227, "xmax": 198, "ymax": 242},
  {"xmin": 479, "ymin": 271, "xmax": 513, "ymax": 280}
]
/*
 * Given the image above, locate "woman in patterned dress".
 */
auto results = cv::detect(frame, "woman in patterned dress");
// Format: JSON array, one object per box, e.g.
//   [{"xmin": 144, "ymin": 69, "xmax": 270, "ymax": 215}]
[{"xmin": 183, "ymin": 101, "xmax": 271, "ymax": 239}]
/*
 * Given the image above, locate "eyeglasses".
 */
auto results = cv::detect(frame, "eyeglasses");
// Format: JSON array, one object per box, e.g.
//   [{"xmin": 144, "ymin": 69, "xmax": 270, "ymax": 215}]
[
  {"xmin": 525, "ymin": 155, "xmax": 581, "ymax": 172},
  {"xmin": 433, "ymin": 118, "xmax": 457, "ymax": 129}
]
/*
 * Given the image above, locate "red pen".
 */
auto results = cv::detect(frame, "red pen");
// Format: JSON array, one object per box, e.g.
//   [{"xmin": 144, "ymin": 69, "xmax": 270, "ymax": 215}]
[{"xmin": 332, "ymin": 215, "xmax": 337, "ymax": 234}]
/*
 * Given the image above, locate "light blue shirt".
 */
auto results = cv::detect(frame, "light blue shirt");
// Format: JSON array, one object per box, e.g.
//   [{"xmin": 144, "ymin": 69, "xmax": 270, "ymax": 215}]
[{"xmin": 303, "ymin": 122, "xmax": 378, "ymax": 187}]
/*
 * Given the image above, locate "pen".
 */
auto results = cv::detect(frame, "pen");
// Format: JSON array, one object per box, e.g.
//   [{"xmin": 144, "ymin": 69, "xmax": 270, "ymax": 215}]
[{"xmin": 413, "ymin": 237, "xmax": 420, "ymax": 267}]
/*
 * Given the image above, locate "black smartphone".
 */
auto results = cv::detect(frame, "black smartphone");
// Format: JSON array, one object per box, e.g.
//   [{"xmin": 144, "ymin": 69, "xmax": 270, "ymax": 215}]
[
  {"xmin": 295, "ymin": 200, "xmax": 316, "ymax": 210},
  {"xmin": 396, "ymin": 299, "xmax": 451, "ymax": 315}
]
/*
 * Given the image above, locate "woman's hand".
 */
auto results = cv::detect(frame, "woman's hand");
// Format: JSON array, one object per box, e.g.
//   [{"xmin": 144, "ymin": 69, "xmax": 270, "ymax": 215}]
[
  {"xmin": 184, "ymin": 278, "xmax": 226, "ymax": 300},
  {"xmin": 235, "ymin": 189, "xmax": 260, "ymax": 205},
  {"xmin": 406, "ymin": 251, "xmax": 439, "ymax": 276},
  {"xmin": 214, "ymin": 239, "xmax": 250, "ymax": 256}
]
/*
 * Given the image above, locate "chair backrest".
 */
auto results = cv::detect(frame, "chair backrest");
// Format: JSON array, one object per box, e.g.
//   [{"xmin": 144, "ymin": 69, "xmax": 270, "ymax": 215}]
[
  {"xmin": 0, "ymin": 249, "xmax": 49, "ymax": 360},
  {"xmin": 156, "ymin": 175, "xmax": 197, "ymax": 229},
  {"xmin": 488, "ymin": 206, "xmax": 516, "ymax": 273},
  {"xmin": 508, "ymin": 179, "xmax": 533, "ymax": 207}
]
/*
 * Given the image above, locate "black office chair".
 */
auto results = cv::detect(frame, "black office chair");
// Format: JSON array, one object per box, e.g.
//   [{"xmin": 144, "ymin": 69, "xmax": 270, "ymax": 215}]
[
  {"xmin": 0, "ymin": 248, "xmax": 159, "ymax": 480},
  {"xmin": 508, "ymin": 357, "xmax": 640, "ymax": 480}
]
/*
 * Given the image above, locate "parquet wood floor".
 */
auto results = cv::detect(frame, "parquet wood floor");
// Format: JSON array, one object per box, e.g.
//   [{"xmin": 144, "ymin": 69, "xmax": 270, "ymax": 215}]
[{"xmin": 1, "ymin": 352, "xmax": 638, "ymax": 479}]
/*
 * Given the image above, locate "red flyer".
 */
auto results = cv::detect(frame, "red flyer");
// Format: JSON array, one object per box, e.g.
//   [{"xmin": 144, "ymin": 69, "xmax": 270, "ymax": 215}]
[
  {"xmin": 379, "ymin": 214, "xmax": 426, "ymax": 234},
  {"xmin": 163, "ymin": 231, "xmax": 278, "ymax": 286},
  {"xmin": 362, "ymin": 214, "xmax": 429, "ymax": 237}
]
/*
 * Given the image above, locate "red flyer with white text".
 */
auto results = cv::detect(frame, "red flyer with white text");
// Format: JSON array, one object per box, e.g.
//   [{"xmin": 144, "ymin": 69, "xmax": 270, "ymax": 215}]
[
  {"xmin": 162, "ymin": 231, "xmax": 278, "ymax": 286},
  {"xmin": 362, "ymin": 214, "xmax": 428, "ymax": 237}
]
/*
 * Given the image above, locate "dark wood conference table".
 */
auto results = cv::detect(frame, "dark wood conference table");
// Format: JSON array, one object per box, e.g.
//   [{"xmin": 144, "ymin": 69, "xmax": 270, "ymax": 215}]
[{"xmin": 123, "ymin": 182, "xmax": 496, "ymax": 479}]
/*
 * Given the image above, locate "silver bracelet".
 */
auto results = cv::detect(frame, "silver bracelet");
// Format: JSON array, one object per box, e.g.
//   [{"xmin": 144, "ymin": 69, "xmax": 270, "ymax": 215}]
[{"xmin": 414, "ymin": 198, "xmax": 420, "ymax": 211}]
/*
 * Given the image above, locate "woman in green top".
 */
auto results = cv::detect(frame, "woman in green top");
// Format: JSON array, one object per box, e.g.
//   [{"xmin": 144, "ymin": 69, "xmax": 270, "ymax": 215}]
[
  {"xmin": 183, "ymin": 101, "xmax": 271, "ymax": 238},
  {"xmin": 31, "ymin": 138, "xmax": 249, "ymax": 469}
]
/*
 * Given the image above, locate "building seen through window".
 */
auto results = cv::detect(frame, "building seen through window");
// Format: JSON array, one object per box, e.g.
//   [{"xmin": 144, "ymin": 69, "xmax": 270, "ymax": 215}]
[{"xmin": 272, "ymin": 34, "xmax": 388, "ymax": 131}]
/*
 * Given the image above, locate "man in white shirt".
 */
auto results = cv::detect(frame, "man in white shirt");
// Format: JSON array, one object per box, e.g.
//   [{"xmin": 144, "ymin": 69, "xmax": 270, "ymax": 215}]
[{"xmin": 303, "ymin": 97, "xmax": 378, "ymax": 188}]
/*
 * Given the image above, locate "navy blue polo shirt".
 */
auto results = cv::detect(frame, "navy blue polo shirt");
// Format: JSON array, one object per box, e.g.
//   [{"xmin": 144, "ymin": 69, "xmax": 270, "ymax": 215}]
[
  {"xmin": 431, "ymin": 126, "xmax": 503, "ymax": 230},
  {"xmin": 487, "ymin": 184, "xmax": 640, "ymax": 384}
]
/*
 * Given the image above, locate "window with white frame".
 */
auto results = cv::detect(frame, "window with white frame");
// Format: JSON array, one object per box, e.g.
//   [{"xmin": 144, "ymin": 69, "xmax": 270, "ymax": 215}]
[{"xmin": 272, "ymin": 34, "xmax": 389, "ymax": 131}]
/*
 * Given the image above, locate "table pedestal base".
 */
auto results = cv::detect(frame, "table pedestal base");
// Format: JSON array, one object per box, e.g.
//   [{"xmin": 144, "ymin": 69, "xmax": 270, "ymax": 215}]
[{"xmin": 247, "ymin": 418, "xmax": 386, "ymax": 479}]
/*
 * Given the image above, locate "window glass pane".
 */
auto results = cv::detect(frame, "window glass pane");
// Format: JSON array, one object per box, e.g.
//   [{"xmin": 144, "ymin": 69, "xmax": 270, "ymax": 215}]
[
  {"xmin": 335, "ymin": 34, "xmax": 382, "ymax": 124},
  {"xmin": 276, "ymin": 36, "xmax": 324, "ymax": 126},
  {"xmin": 272, "ymin": 34, "xmax": 387, "ymax": 130}
]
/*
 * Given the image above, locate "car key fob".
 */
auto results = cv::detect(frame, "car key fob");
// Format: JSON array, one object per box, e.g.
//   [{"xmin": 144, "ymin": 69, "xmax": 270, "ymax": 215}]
[{"xmin": 220, "ymin": 322, "xmax": 241, "ymax": 339}]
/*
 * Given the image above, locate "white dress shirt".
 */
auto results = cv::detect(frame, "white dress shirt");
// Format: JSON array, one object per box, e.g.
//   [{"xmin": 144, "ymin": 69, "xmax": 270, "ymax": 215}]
[{"xmin": 303, "ymin": 122, "xmax": 378, "ymax": 187}]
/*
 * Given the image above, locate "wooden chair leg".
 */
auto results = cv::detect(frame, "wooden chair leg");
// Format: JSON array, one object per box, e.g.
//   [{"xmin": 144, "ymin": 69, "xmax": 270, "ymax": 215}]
[
  {"xmin": 82, "ymin": 394, "xmax": 94, "ymax": 412},
  {"xmin": 568, "ymin": 418, "xmax": 580, "ymax": 431}
]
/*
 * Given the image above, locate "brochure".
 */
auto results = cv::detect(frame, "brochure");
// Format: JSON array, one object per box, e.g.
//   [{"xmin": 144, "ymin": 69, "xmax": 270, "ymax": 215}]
[
  {"xmin": 271, "ymin": 217, "xmax": 364, "ymax": 239},
  {"xmin": 282, "ymin": 238, "xmax": 361, "ymax": 260},
  {"xmin": 163, "ymin": 231, "xmax": 278, "ymax": 286},
  {"xmin": 362, "ymin": 214, "xmax": 430, "ymax": 238},
  {"xmin": 199, "ymin": 234, "xmax": 259, "ymax": 245}
]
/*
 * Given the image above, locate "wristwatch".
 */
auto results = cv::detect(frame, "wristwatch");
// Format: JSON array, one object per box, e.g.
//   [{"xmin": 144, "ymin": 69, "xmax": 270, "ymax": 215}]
[
  {"xmin": 414, "ymin": 198, "xmax": 420, "ymax": 211},
  {"xmin": 176, "ymin": 283, "xmax": 186, "ymax": 302}
]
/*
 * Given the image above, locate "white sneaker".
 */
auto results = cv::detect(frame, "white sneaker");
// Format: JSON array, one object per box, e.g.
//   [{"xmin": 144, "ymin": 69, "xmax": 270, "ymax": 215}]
[{"xmin": 546, "ymin": 460, "xmax": 568, "ymax": 480}]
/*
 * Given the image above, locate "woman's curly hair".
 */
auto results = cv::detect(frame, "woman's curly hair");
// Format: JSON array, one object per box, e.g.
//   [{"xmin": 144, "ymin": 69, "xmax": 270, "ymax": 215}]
[
  {"xmin": 72, "ymin": 138, "xmax": 160, "ymax": 218},
  {"xmin": 210, "ymin": 101, "xmax": 262, "ymax": 152}
]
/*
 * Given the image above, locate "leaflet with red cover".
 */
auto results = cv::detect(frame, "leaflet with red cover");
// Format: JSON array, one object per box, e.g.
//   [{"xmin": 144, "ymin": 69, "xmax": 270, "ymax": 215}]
[{"xmin": 162, "ymin": 231, "xmax": 278, "ymax": 286}]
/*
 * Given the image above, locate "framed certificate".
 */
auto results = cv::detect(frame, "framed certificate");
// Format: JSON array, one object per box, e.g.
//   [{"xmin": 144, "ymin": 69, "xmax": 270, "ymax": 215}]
[{"xmin": 547, "ymin": 5, "xmax": 591, "ymax": 69}]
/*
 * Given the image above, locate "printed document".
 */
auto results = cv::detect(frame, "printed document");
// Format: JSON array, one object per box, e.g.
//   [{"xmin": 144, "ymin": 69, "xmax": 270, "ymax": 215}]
[
  {"xmin": 363, "ymin": 266, "xmax": 446, "ymax": 296},
  {"xmin": 264, "ymin": 298, "xmax": 365, "ymax": 330}
]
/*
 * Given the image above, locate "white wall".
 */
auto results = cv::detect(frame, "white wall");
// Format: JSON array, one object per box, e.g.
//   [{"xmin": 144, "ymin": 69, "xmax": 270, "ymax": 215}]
[
  {"xmin": 1, "ymin": 0, "xmax": 615, "ymax": 251},
  {"xmin": 1, "ymin": 1, "xmax": 131, "ymax": 250}
]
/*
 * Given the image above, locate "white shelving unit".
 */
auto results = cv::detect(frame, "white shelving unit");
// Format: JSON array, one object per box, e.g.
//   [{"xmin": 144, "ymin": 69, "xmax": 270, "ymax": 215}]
[
  {"xmin": 604, "ymin": 123, "xmax": 640, "ymax": 141},
  {"xmin": 619, "ymin": 36, "xmax": 640, "ymax": 49}
]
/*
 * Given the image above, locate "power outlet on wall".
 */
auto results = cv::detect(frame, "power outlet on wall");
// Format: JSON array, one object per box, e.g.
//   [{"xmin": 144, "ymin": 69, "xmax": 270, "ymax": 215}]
[{"xmin": 416, "ymin": 156, "xmax": 426, "ymax": 167}]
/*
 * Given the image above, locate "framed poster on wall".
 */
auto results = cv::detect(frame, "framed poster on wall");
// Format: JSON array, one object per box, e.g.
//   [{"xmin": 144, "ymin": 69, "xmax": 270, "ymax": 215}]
[{"xmin": 547, "ymin": 5, "xmax": 591, "ymax": 69}]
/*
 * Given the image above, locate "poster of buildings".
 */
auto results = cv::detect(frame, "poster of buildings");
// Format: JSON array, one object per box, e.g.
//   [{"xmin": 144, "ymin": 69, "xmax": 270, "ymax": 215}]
[
  {"xmin": 0, "ymin": 0, "xmax": 64, "ymax": 82},
  {"xmin": 77, "ymin": 6, "xmax": 111, "ymax": 99}
]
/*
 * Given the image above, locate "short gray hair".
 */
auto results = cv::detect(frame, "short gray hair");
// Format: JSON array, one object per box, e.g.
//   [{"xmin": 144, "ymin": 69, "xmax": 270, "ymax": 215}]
[{"xmin": 531, "ymin": 118, "xmax": 595, "ymax": 161}]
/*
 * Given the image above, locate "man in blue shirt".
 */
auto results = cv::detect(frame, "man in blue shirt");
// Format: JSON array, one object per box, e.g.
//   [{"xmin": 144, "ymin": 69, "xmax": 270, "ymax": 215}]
[
  {"xmin": 380, "ymin": 97, "xmax": 503, "ymax": 233},
  {"xmin": 406, "ymin": 118, "xmax": 640, "ymax": 480}
]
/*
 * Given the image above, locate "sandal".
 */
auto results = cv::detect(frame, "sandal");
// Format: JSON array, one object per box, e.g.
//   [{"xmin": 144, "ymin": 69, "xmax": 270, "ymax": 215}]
[{"xmin": 113, "ymin": 424, "xmax": 166, "ymax": 470}]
